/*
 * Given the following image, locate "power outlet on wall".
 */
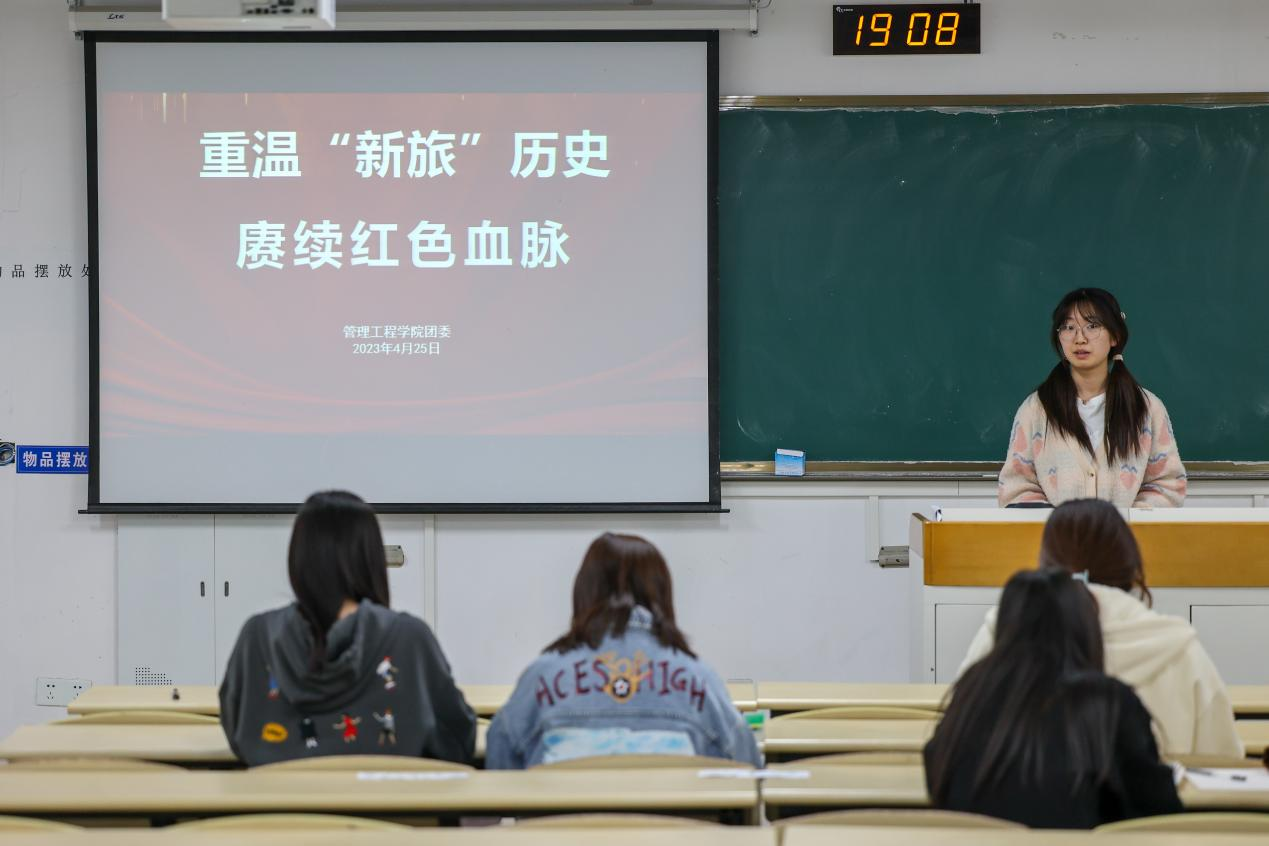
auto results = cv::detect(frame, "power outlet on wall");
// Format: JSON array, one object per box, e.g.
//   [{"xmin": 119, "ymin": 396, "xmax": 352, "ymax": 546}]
[{"xmin": 35, "ymin": 677, "xmax": 93, "ymax": 707}]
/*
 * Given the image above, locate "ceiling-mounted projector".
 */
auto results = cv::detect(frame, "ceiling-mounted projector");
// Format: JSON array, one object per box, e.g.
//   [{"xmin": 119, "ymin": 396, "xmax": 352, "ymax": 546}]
[{"xmin": 162, "ymin": 0, "xmax": 335, "ymax": 30}]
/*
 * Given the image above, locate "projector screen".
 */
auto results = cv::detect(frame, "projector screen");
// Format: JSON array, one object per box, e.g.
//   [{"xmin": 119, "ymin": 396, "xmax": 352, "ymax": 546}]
[{"xmin": 87, "ymin": 33, "xmax": 718, "ymax": 512}]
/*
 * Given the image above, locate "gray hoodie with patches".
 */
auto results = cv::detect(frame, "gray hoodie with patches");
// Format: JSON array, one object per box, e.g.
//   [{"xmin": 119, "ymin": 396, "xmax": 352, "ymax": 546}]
[{"xmin": 219, "ymin": 600, "xmax": 475, "ymax": 766}]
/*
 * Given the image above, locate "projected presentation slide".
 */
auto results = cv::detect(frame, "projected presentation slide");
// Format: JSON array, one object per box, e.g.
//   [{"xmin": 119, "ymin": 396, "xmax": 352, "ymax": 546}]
[{"xmin": 91, "ymin": 37, "xmax": 714, "ymax": 508}]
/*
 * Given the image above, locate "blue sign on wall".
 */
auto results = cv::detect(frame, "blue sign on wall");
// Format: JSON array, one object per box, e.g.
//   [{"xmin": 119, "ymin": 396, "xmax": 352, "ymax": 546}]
[{"xmin": 16, "ymin": 446, "xmax": 90, "ymax": 474}]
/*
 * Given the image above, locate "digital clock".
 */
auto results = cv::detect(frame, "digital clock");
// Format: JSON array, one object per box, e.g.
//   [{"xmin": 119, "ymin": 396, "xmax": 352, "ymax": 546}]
[{"xmin": 833, "ymin": 4, "xmax": 982, "ymax": 56}]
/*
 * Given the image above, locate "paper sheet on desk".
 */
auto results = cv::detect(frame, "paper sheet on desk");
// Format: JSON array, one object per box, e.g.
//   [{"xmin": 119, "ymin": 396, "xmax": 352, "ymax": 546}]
[
  {"xmin": 697, "ymin": 769, "xmax": 810, "ymax": 780},
  {"xmin": 356, "ymin": 771, "xmax": 471, "ymax": 781},
  {"xmin": 1184, "ymin": 767, "xmax": 1269, "ymax": 791}
]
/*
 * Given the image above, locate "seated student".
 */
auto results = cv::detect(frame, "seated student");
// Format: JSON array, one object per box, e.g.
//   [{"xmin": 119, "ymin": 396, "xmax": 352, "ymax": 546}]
[
  {"xmin": 219, "ymin": 490, "xmax": 476, "ymax": 766},
  {"xmin": 959, "ymin": 498, "xmax": 1241, "ymax": 757},
  {"xmin": 926, "ymin": 568, "xmax": 1181, "ymax": 829},
  {"xmin": 485, "ymin": 532, "xmax": 760, "ymax": 768}
]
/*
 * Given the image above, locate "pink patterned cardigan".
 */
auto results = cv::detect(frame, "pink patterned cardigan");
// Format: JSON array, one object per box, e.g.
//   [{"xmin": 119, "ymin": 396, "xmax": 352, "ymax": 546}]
[{"xmin": 998, "ymin": 390, "xmax": 1187, "ymax": 508}]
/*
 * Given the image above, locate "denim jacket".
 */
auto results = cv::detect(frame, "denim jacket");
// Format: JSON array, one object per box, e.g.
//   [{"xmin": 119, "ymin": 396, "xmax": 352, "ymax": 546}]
[{"xmin": 485, "ymin": 607, "xmax": 761, "ymax": 768}]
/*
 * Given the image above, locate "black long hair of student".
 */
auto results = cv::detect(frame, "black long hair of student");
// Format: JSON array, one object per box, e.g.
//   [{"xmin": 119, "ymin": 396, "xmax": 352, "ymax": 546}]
[
  {"xmin": 1036, "ymin": 288, "xmax": 1148, "ymax": 467},
  {"xmin": 546, "ymin": 532, "xmax": 696, "ymax": 657},
  {"xmin": 926, "ymin": 568, "xmax": 1121, "ymax": 803},
  {"xmin": 287, "ymin": 490, "xmax": 391, "ymax": 668}
]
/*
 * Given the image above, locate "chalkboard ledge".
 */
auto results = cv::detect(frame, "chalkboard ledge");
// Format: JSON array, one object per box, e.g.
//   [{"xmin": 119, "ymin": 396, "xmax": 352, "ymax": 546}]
[{"xmin": 720, "ymin": 461, "xmax": 1269, "ymax": 483}]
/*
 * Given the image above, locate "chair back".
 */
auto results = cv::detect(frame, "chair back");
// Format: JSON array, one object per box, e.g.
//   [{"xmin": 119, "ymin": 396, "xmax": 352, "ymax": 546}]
[
  {"xmin": 516, "ymin": 813, "xmax": 720, "ymax": 828},
  {"xmin": 773, "ymin": 705, "xmax": 942, "ymax": 721},
  {"xmin": 777, "ymin": 809, "xmax": 1022, "ymax": 829},
  {"xmin": 796, "ymin": 751, "xmax": 924, "ymax": 766},
  {"xmin": 532, "ymin": 753, "xmax": 750, "ymax": 770},
  {"xmin": 1097, "ymin": 813, "xmax": 1269, "ymax": 833},
  {"xmin": 0, "ymin": 816, "xmax": 83, "ymax": 832},
  {"xmin": 3, "ymin": 757, "xmax": 183, "ymax": 771},
  {"xmin": 52, "ymin": 710, "xmax": 218, "ymax": 726},
  {"xmin": 173, "ymin": 813, "xmax": 411, "ymax": 831},
  {"xmin": 252, "ymin": 754, "xmax": 473, "ymax": 772}
]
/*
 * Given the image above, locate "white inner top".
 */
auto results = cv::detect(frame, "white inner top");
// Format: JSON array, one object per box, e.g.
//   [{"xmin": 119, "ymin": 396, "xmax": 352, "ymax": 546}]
[{"xmin": 1079, "ymin": 392, "xmax": 1107, "ymax": 450}]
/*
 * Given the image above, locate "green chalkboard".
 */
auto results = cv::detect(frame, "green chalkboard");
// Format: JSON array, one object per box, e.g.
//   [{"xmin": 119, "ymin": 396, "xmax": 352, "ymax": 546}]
[{"xmin": 718, "ymin": 105, "xmax": 1269, "ymax": 462}]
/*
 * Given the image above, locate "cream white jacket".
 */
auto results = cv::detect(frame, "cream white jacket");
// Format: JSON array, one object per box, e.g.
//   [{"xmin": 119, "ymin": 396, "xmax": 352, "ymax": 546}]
[
  {"xmin": 997, "ymin": 390, "xmax": 1186, "ymax": 508},
  {"xmin": 958, "ymin": 583, "xmax": 1242, "ymax": 758}
]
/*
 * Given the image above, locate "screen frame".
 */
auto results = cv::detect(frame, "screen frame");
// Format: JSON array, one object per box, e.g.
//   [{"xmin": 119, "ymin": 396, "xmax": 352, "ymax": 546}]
[{"xmin": 83, "ymin": 30, "xmax": 721, "ymax": 515}]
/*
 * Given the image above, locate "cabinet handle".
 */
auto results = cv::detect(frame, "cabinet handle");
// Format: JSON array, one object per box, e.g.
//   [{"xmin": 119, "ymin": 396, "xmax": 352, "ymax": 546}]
[
  {"xmin": 224, "ymin": 581, "xmax": 230, "ymax": 598},
  {"xmin": 200, "ymin": 581, "xmax": 205, "ymax": 597}
]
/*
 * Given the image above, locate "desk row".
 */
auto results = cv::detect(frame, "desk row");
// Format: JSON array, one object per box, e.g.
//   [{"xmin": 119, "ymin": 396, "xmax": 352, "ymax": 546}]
[
  {"xmin": 67, "ymin": 682, "xmax": 1269, "ymax": 717},
  {"xmin": 5, "ymin": 719, "xmax": 1269, "ymax": 766},
  {"xmin": 1, "ymin": 761, "xmax": 1268, "ymax": 824}
]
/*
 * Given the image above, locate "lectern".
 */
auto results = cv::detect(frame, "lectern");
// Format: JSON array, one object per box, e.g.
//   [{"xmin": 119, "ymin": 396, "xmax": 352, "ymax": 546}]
[{"xmin": 910, "ymin": 509, "xmax": 1269, "ymax": 684}]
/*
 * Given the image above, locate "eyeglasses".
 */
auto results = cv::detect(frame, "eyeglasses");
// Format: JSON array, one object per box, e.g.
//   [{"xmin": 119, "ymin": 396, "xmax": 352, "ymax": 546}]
[{"xmin": 1057, "ymin": 319, "xmax": 1106, "ymax": 340}]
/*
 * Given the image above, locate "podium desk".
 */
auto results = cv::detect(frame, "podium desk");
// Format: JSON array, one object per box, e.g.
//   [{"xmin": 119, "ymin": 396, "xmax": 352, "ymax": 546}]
[
  {"xmin": 912, "ymin": 509, "xmax": 1269, "ymax": 685},
  {"xmin": 0, "ymin": 722, "xmax": 489, "ymax": 766},
  {"xmin": 0, "ymin": 768, "xmax": 759, "ymax": 824},
  {"xmin": 762, "ymin": 720, "xmax": 937, "ymax": 762}
]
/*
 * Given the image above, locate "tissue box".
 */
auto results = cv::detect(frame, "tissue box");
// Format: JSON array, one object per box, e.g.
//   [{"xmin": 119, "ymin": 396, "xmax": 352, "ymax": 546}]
[{"xmin": 774, "ymin": 448, "xmax": 805, "ymax": 476}]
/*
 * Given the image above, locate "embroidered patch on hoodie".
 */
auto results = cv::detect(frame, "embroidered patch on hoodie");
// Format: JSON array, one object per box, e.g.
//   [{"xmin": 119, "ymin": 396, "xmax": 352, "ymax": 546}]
[
  {"xmin": 300, "ymin": 717, "xmax": 319, "ymax": 749},
  {"xmin": 261, "ymin": 722, "xmax": 288, "ymax": 743},
  {"xmin": 334, "ymin": 714, "xmax": 362, "ymax": 743},
  {"xmin": 376, "ymin": 656, "xmax": 399, "ymax": 691},
  {"xmin": 374, "ymin": 709, "xmax": 397, "ymax": 746}
]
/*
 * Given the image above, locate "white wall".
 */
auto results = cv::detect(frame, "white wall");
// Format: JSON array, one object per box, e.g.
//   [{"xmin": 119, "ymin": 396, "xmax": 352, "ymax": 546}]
[
  {"xmin": 0, "ymin": 0, "xmax": 116, "ymax": 743},
  {"xmin": 5, "ymin": 0, "xmax": 1269, "ymax": 740}
]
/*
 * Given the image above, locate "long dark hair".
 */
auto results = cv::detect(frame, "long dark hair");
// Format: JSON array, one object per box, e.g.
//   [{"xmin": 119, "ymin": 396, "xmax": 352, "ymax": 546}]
[
  {"xmin": 927, "ymin": 569, "xmax": 1119, "ymax": 802},
  {"xmin": 546, "ymin": 533, "xmax": 695, "ymax": 657},
  {"xmin": 1040, "ymin": 498, "xmax": 1152, "ymax": 607},
  {"xmin": 287, "ymin": 490, "xmax": 390, "ymax": 668},
  {"xmin": 1036, "ymin": 288, "xmax": 1148, "ymax": 466}
]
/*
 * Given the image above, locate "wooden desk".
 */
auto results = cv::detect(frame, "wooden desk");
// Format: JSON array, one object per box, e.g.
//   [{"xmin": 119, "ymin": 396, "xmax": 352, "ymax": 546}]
[
  {"xmin": 762, "ymin": 720, "xmax": 937, "ymax": 758},
  {"xmin": 70, "ymin": 686, "xmax": 219, "ymax": 717},
  {"xmin": 0, "ymin": 724, "xmax": 237, "ymax": 765},
  {"xmin": 71, "ymin": 682, "xmax": 757, "ymax": 719},
  {"xmin": 757, "ymin": 683, "xmax": 948, "ymax": 713},
  {"xmin": 0, "ymin": 832, "xmax": 775, "ymax": 846},
  {"xmin": 69, "ymin": 685, "xmax": 500, "ymax": 718},
  {"xmin": 0, "ymin": 831, "xmax": 1263, "ymax": 846},
  {"xmin": 762, "ymin": 763, "xmax": 928, "ymax": 817},
  {"xmin": 1231, "ymin": 687, "xmax": 1269, "ymax": 717},
  {"xmin": 757, "ymin": 683, "xmax": 1269, "ymax": 718},
  {"xmin": 761, "ymin": 763, "xmax": 1269, "ymax": 818},
  {"xmin": 1235, "ymin": 720, "xmax": 1269, "ymax": 756},
  {"xmin": 0, "ymin": 722, "xmax": 489, "ymax": 766},
  {"xmin": 0, "ymin": 768, "xmax": 759, "ymax": 823},
  {"xmin": 459, "ymin": 685, "xmax": 514, "ymax": 717}
]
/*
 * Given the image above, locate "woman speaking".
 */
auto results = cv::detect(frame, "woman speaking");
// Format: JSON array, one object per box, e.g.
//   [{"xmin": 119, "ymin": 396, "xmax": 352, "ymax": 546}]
[{"xmin": 998, "ymin": 288, "xmax": 1185, "ymax": 508}]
